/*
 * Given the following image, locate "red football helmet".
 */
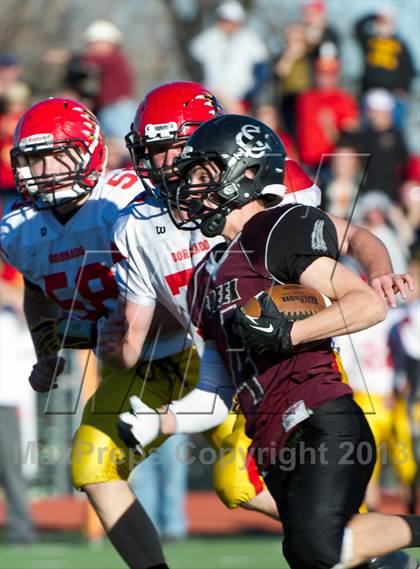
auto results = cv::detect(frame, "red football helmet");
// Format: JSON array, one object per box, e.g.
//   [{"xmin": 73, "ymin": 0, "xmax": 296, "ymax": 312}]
[
  {"xmin": 125, "ymin": 81, "xmax": 223, "ymax": 195},
  {"xmin": 11, "ymin": 98, "xmax": 107, "ymax": 209}
]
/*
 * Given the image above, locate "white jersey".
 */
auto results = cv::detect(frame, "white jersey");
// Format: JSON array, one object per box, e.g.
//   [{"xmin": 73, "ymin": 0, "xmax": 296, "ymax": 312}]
[
  {"xmin": 334, "ymin": 311, "xmax": 402, "ymax": 396},
  {"xmin": 0, "ymin": 169, "xmax": 142, "ymax": 322},
  {"xmin": 114, "ymin": 194, "xmax": 222, "ymax": 353}
]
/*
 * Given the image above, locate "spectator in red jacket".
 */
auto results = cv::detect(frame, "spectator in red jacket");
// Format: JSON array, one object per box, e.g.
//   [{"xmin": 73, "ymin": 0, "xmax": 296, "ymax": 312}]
[{"xmin": 296, "ymin": 57, "xmax": 359, "ymax": 173}]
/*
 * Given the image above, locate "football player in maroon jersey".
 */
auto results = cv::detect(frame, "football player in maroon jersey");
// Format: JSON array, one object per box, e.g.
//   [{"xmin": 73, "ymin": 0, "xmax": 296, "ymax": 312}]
[
  {"xmin": 100, "ymin": 84, "xmax": 413, "ymax": 569},
  {"xmin": 113, "ymin": 85, "xmax": 414, "ymax": 569},
  {"xmin": 156, "ymin": 114, "xmax": 419, "ymax": 568}
]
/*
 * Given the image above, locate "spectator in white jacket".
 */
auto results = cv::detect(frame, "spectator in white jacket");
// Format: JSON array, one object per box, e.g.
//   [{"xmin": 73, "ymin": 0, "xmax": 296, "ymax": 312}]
[{"xmin": 190, "ymin": 1, "xmax": 269, "ymax": 113}]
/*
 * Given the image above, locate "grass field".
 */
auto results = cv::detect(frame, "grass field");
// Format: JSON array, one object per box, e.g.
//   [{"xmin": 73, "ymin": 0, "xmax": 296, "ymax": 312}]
[{"xmin": 1, "ymin": 535, "xmax": 419, "ymax": 569}]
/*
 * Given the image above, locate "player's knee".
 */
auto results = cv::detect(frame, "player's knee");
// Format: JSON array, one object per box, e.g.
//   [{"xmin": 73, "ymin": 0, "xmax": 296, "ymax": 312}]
[
  {"xmin": 71, "ymin": 425, "xmax": 130, "ymax": 489},
  {"xmin": 283, "ymin": 517, "xmax": 345, "ymax": 569},
  {"xmin": 284, "ymin": 534, "xmax": 340, "ymax": 569}
]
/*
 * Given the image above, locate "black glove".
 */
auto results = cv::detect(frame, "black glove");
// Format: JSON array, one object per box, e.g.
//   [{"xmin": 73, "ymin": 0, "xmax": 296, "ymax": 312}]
[
  {"xmin": 31, "ymin": 317, "xmax": 98, "ymax": 356},
  {"xmin": 231, "ymin": 292, "xmax": 294, "ymax": 354}
]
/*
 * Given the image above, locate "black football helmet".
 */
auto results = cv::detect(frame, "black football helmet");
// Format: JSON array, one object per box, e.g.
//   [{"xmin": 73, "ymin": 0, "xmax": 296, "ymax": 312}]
[{"xmin": 164, "ymin": 114, "xmax": 287, "ymax": 237}]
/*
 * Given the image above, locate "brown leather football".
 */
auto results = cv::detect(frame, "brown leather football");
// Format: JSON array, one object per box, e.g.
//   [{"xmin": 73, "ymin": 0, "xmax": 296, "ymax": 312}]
[{"xmin": 243, "ymin": 283, "xmax": 329, "ymax": 321}]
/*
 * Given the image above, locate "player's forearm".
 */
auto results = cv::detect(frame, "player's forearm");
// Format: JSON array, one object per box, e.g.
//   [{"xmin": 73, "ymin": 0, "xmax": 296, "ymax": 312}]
[
  {"xmin": 96, "ymin": 299, "xmax": 152, "ymax": 370},
  {"xmin": 118, "ymin": 388, "xmax": 229, "ymax": 457},
  {"xmin": 24, "ymin": 288, "xmax": 60, "ymax": 326},
  {"xmin": 159, "ymin": 343, "xmax": 232, "ymax": 434},
  {"xmin": 347, "ymin": 226, "xmax": 393, "ymax": 282},
  {"xmin": 160, "ymin": 389, "xmax": 229, "ymax": 435},
  {"xmin": 98, "ymin": 339, "xmax": 140, "ymax": 370},
  {"xmin": 118, "ymin": 340, "xmax": 142, "ymax": 369},
  {"xmin": 24, "ymin": 286, "xmax": 61, "ymax": 357},
  {"xmin": 291, "ymin": 289, "xmax": 386, "ymax": 346},
  {"xmin": 335, "ymin": 220, "xmax": 413, "ymax": 307}
]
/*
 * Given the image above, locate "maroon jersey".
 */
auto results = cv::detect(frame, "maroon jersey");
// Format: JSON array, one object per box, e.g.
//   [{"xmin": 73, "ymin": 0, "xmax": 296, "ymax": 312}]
[{"xmin": 188, "ymin": 203, "xmax": 352, "ymax": 469}]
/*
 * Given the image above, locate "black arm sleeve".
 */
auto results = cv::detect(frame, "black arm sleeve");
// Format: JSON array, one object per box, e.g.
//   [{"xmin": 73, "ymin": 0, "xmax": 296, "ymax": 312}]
[{"xmin": 266, "ymin": 206, "xmax": 339, "ymax": 283}]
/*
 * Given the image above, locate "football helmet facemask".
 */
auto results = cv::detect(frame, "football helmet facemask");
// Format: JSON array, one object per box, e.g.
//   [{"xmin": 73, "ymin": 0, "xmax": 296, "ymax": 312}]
[
  {"xmin": 165, "ymin": 114, "xmax": 287, "ymax": 237},
  {"xmin": 11, "ymin": 98, "xmax": 107, "ymax": 210},
  {"xmin": 125, "ymin": 81, "xmax": 223, "ymax": 197}
]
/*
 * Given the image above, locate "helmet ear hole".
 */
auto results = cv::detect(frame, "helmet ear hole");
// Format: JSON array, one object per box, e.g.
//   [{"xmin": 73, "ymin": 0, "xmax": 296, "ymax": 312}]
[{"xmin": 244, "ymin": 166, "xmax": 259, "ymax": 179}]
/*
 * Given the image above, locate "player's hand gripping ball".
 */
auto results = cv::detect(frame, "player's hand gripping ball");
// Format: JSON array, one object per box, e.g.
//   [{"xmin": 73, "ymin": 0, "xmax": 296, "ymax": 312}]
[{"xmin": 232, "ymin": 284, "xmax": 329, "ymax": 354}]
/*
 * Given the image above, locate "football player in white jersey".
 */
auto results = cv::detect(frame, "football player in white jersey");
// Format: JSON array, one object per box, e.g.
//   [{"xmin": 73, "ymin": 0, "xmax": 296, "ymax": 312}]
[
  {"xmin": 0, "ymin": 98, "xmax": 118, "ymax": 386},
  {"xmin": 0, "ymin": 97, "xmax": 185, "ymax": 569}
]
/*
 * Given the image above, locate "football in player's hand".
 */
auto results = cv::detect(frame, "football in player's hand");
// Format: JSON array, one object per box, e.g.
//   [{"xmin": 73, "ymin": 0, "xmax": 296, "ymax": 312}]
[
  {"xmin": 241, "ymin": 284, "xmax": 331, "ymax": 352},
  {"xmin": 243, "ymin": 284, "xmax": 330, "ymax": 319}
]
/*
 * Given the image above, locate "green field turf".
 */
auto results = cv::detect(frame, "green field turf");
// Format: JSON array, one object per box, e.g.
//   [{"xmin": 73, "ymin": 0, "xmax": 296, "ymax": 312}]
[{"xmin": 1, "ymin": 535, "xmax": 419, "ymax": 569}]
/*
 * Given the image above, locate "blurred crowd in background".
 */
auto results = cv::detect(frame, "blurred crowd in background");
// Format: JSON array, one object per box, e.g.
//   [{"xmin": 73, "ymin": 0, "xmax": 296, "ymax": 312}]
[{"xmin": 0, "ymin": 0, "xmax": 419, "ymax": 544}]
